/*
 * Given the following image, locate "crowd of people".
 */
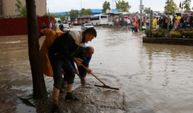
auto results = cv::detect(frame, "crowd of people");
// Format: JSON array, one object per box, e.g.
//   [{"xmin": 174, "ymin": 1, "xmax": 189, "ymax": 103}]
[
  {"xmin": 148, "ymin": 13, "xmax": 193, "ymax": 31},
  {"xmin": 152, "ymin": 15, "xmax": 193, "ymax": 30},
  {"xmin": 115, "ymin": 13, "xmax": 193, "ymax": 33}
]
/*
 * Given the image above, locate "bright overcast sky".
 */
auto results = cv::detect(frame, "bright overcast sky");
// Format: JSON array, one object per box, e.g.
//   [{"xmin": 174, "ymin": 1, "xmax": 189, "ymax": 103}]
[{"xmin": 47, "ymin": 0, "xmax": 187, "ymax": 13}]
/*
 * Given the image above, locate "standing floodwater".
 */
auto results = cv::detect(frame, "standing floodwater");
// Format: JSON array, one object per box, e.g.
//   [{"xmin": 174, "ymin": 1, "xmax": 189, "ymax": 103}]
[{"xmin": 0, "ymin": 27, "xmax": 193, "ymax": 113}]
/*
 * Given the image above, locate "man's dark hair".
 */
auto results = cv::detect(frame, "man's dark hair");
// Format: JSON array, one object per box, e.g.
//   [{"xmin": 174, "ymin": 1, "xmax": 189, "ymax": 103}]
[{"xmin": 83, "ymin": 27, "xmax": 97, "ymax": 37}]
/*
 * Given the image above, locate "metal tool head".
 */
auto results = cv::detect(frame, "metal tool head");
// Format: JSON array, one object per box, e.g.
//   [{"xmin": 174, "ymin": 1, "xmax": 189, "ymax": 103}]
[{"xmin": 94, "ymin": 84, "xmax": 119, "ymax": 90}]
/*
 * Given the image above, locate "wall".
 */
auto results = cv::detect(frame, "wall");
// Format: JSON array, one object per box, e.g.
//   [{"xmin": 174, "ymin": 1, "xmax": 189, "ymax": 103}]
[
  {"xmin": 0, "ymin": 16, "xmax": 54, "ymax": 36},
  {"xmin": 0, "ymin": 0, "xmax": 3, "ymax": 17},
  {"xmin": 2, "ymin": 0, "xmax": 46, "ymax": 17}
]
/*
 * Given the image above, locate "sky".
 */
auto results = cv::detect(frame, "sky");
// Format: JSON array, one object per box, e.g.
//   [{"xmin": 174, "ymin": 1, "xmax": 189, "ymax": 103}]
[{"xmin": 47, "ymin": 0, "xmax": 187, "ymax": 13}]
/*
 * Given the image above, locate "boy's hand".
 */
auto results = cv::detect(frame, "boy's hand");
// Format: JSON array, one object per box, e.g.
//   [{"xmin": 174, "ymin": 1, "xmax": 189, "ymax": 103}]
[
  {"xmin": 79, "ymin": 63, "xmax": 93, "ymax": 74},
  {"xmin": 74, "ymin": 58, "xmax": 83, "ymax": 66},
  {"xmin": 86, "ymin": 68, "xmax": 92, "ymax": 74}
]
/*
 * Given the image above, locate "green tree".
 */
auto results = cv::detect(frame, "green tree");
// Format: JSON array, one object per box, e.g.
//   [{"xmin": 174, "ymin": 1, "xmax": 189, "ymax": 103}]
[
  {"xmin": 182, "ymin": 0, "xmax": 191, "ymax": 11},
  {"xmin": 80, "ymin": 8, "xmax": 92, "ymax": 16},
  {"xmin": 102, "ymin": 1, "xmax": 111, "ymax": 13},
  {"xmin": 60, "ymin": 16, "xmax": 67, "ymax": 22},
  {"xmin": 143, "ymin": 7, "xmax": 151, "ymax": 14},
  {"xmin": 16, "ymin": 0, "xmax": 27, "ymax": 16},
  {"xmin": 164, "ymin": 0, "xmax": 177, "ymax": 14},
  {"xmin": 25, "ymin": 0, "xmax": 47, "ymax": 99},
  {"xmin": 69, "ymin": 9, "xmax": 79, "ymax": 20},
  {"xmin": 115, "ymin": 0, "xmax": 130, "ymax": 12}
]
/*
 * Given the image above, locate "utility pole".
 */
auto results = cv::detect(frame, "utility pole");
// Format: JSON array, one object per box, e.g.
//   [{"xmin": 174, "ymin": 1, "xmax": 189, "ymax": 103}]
[
  {"xmin": 139, "ymin": 0, "xmax": 143, "ymax": 30},
  {"xmin": 80, "ymin": 0, "xmax": 82, "ymax": 17},
  {"xmin": 111, "ymin": 0, "xmax": 114, "ymax": 12},
  {"xmin": 150, "ymin": 10, "xmax": 153, "ymax": 32},
  {"xmin": 81, "ymin": 0, "xmax": 82, "ymax": 10}
]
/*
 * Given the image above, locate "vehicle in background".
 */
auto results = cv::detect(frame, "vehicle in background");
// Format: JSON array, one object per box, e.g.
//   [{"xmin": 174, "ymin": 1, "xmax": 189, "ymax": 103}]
[
  {"xmin": 54, "ymin": 18, "xmax": 61, "ymax": 29},
  {"xmin": 63, "ymin": 23, "xmax": 70, "ymax": 31},
  {"xmin": 81, "ymin": 23, "xmax": 94, "ymax": 30},
  {"xmin": 90, "ymin": 14, "xmax": 108, "ymax": 25}
]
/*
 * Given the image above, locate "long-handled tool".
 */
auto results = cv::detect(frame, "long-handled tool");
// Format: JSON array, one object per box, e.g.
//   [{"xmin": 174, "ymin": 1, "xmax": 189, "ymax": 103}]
[{"xmin": 80, "ymin": 64, "xmax": 119, "ymax": 90}]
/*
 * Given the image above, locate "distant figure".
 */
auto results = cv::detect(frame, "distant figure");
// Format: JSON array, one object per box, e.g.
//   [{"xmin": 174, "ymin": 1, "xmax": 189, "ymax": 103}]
[
  {"xmin": 132, "ymin": 18, "xmax": 139, "ymax": 32},
  {"xmin": 58, "ymin": 20, "xmax": 64, "ymax": 32},
  {"xmin": 146, "ymin": 17, "xmax": 150, "ymax": 30},
  {"xmin": 173, "ymin": 18, "xmax": 179, "ymax": 30},
  {"xmin": 152, "ymin": 17, "xmax": 157, "ymax": 30}
]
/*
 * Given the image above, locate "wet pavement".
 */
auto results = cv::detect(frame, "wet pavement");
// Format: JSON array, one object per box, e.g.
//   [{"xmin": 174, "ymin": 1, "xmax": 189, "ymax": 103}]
[{"xmin": 0, "ymin": 26, "xmax": 193, "ymax": 113}]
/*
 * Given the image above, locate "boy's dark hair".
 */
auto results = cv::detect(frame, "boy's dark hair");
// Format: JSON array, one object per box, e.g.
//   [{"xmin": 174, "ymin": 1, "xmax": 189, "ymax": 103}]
[{"xmin": 83, "ymin": 27, "xmax": 97, "ymax": 37}]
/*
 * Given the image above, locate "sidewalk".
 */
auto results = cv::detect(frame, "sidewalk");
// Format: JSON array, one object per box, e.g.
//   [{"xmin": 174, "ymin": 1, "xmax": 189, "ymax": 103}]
[{"xmin": 0, "ymin": 34, "xmax": 125, "ymax": 113}]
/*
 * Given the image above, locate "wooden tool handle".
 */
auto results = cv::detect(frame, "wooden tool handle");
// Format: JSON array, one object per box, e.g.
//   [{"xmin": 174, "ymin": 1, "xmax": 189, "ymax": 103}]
[{"xmin": 80, "ymin": 64, "xmax": 106, "ymax": 85}]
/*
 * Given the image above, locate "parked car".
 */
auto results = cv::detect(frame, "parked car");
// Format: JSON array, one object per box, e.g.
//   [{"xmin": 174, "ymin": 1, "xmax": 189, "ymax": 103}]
[
  {"xmin": 81, "ymin": 23, "xmax": 94, "ymax": 30},
  {"xmin": 63, "ymin": 23, "xmax": 70, "ymax": 31}
]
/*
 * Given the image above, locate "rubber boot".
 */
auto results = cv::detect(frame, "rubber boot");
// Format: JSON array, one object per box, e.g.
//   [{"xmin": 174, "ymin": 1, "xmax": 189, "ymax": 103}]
[
  {"xmin": 60, "ymin": 81, "xmax": 67, "ymax": 94},
  {"xmin": 65, "ymin": 92, "xmax": 79, "ymax": 101},
  {"xmin": 80, "ymin": 77, "xmax": 86, "ymax": 86},
  {"xmin": 65, "ymin": 84, "xmax": 79, "ymax": 101},
  {"xmin": 52, "ymin": 87, "xmax": 61, "ymax": 113}
]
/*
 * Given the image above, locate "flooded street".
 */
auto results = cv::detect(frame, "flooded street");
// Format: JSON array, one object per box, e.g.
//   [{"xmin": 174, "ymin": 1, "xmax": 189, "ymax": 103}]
[{"xmin": 1, "ymin": 26, "xmax": 193, "ymax": 113}]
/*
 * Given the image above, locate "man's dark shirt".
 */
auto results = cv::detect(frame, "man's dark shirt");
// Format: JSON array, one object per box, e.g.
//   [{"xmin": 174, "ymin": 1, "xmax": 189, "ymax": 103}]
[{"xmin": 49, "ymin": 32, "xmax": 80, "ymax": 60}]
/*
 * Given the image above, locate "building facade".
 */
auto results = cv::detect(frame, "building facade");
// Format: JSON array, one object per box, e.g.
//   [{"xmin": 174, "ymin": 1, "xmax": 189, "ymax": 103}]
[
  {"xmin": 0, "ymin": 0, "xmax": 3, "ymax": 17},
  {"xmin": 0, "ymin": 0, "xmax": 47, "ymax": 17}
]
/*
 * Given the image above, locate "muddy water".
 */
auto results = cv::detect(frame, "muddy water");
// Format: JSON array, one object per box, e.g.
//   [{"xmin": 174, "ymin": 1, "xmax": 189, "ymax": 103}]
[
  {"xmin": 89, "ymin": 28, "xmax": 193, "ymax": 113},
  {"xmin": 0, "ymin": 27, "xmax": 193, "ymax": 113}
]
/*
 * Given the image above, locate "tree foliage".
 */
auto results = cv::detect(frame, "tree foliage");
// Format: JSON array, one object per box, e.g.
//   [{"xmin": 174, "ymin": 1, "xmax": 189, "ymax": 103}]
[
  {"xmin": 102, "ymin": 1, "xmax": 111, "ymax": 13},
  {"xmin": 80, "ymin": 8, "xmax": 92, "ymax": 16},
  {"xmin": 143, "ymin": 7, "xmax": 151, "ymax": 14},
  {"xmin": 16, "ymin": 0, "xmax": 26, "ymax": 16},
  {"xmin": 164, "ymin": 0, "xmax": 177, "ymax": 14},
  {"xmin": 69, "ymin": 9, "xmax": 79, "ymax": 20},
  {"xmin": 115, "ymin": 0, "xmax": 130, "ymax": 12},
  {"xmin": 182, "ymin": 0, "xmax": 191, "ymax": 11}
]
